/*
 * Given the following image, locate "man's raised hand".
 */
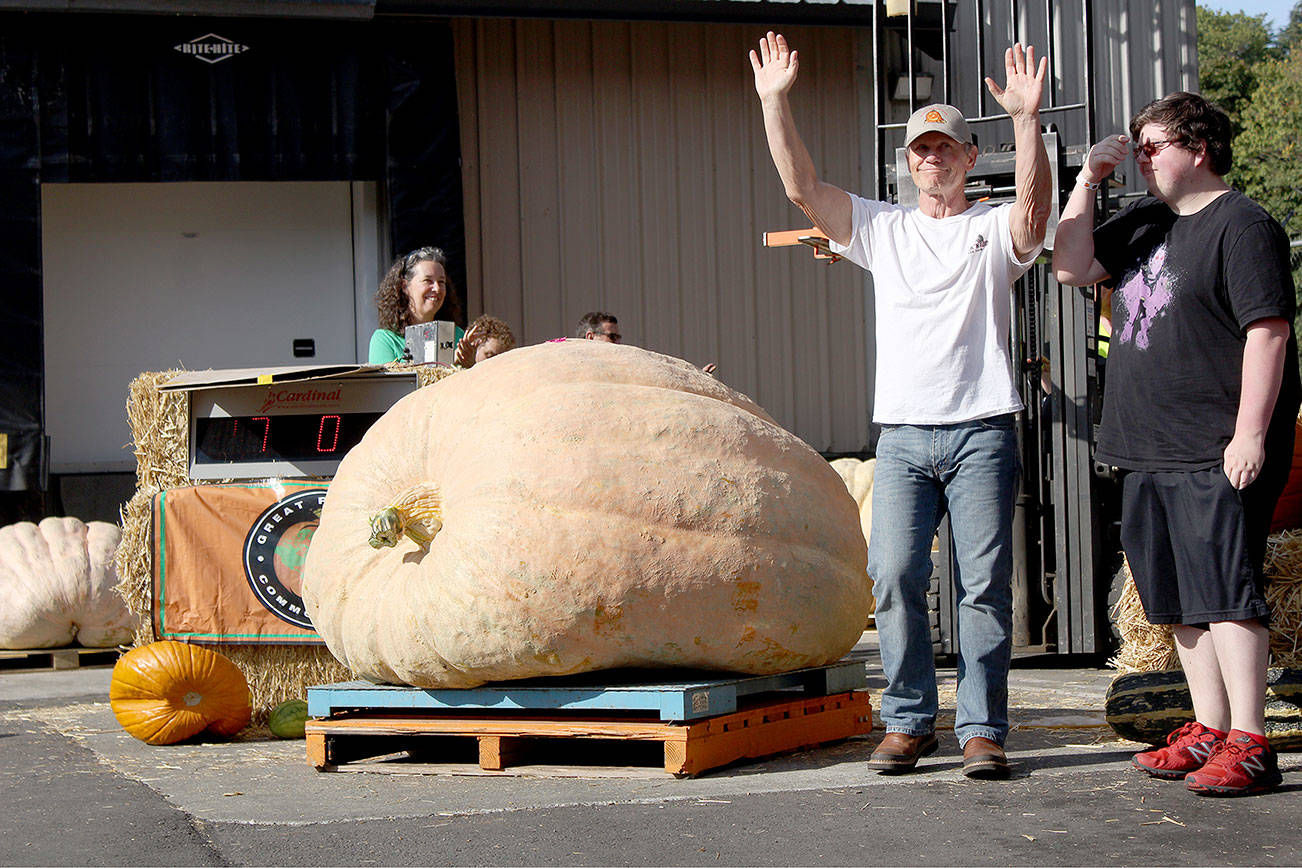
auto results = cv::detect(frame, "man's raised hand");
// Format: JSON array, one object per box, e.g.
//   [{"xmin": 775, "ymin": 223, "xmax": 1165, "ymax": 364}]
[
  {"xmin": 984, "ymin": 43, "xmax": 1046, "ymax": 120},
  {"xmin": 750, "ymin": 31, "xmax": 799, "ymax": 101}
]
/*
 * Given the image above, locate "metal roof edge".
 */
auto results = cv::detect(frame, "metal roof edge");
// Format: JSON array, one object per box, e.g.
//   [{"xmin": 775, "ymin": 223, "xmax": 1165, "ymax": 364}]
[
  {"xmin": 373, "ymin": 0, "xmax": 876, "ymax": 24},
  {"xmin": 0, "ymin": 0, "xmax": 375, "ymax": 19}
]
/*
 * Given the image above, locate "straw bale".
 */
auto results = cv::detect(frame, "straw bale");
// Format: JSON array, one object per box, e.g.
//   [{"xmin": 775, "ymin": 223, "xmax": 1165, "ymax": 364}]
[
  {"xmin": 116, "ymin": 366, "xmax": 462, "ymax": 717},
  {"xmin": 383, "ymin": 360, "xmax": 459, "ymax": 389},
  {"xmin": 1108, "ymin": 558, "xmax": 1178, "ymax": 673},
  {"xmin": 115, "ymin": 485, "xmax": 162, "ymax": 648},
  {"xmin": 1264, "ymin": 530, "xmax": 1302, "ymax": 664},
  {"xmin": 119, "ymin": 488, "xmax": 351, "ymax": 715},
  {"xmin": 222, "ymin": 645, "xmax": 352, "ymax": 723},
  {"xmin": 125, "ymin": 370, "xmax": 191, "ymax": 491},
  {"xmin": 1111, "ymin": 530, "xmax": 1302, "ymax": 672}
]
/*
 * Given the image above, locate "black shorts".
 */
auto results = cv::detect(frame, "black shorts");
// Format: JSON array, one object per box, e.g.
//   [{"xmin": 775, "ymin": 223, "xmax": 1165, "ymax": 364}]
[{"xmin": 1119, "ymin": 464, "xmax": 1287, "ymax": 626}]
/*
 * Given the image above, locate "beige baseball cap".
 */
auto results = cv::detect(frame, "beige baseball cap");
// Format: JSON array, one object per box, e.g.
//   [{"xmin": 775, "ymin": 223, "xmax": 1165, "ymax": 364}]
[{"xmin": 904, "ymin": 103, "xmax": 973, "ymax": 147}]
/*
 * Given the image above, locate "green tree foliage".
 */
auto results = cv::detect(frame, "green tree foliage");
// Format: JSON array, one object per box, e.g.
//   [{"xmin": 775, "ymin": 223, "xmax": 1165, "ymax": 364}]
[
  {"xmin": 1196, "ymin": 6, "xmax": 1275, "ymax": 134},
  {"xmin": 1281, "ymin": 2, "xmax": 1302, "ymax": 51},
  {"xmin": 1229, "ymin": 3, "xmax": 1302, "ymax": 328},
  {"xmin": 1198, "ymin": 3, "xmax": 1302, "ymax": 330},
  {"xmin": 1235, "ymin": 49, "xmax": 1302, "ymax": 239},
  {"xmin": 1233, "ymin": 46, "xmax": 1302, "ymax": 332}
]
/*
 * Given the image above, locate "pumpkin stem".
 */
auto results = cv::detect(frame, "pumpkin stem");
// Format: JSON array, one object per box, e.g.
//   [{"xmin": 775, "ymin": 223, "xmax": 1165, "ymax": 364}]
[{"xmin": 369, "ymin": 483, "xmax": 443, "ymax": 550}]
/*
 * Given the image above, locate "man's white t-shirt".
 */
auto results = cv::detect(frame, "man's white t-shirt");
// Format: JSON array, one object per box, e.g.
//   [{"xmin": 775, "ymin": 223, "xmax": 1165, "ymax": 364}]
[{"xmin": 830, "ymin": 193, "xmax": 1041, "ymax": 425}]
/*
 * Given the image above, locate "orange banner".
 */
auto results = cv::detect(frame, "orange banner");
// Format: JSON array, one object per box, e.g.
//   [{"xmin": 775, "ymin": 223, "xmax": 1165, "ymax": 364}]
[{"xmin": 152, "ymin": 482, "xmax": 328, "ymax": 644}]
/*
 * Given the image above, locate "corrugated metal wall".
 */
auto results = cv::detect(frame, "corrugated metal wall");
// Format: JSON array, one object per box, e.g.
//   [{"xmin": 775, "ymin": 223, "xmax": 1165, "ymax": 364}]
[
  {"xmin": 1084, "ymin": 0, "xmax": 1199, "ymax": 196},
  {"xmin": 452, "ymin": 18, "xmax": 872, "ymax": 454},
  {"xmin": 450, "ymin": 3, "xmax": 1198, "ymax": 454},
  {"xmin": 887, "ymin": 0, "xmax": 1197, "ymax": 196}
]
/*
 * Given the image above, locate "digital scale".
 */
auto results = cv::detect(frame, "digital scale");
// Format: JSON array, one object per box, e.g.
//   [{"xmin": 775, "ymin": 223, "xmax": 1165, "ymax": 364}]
[{"xmin": 160, "ymin": 364, "xmax": 420, "ymax": 480}]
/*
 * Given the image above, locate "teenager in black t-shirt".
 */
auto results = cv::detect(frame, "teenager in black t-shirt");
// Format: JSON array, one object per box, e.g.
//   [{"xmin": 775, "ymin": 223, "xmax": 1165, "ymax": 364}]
[
  {"xmin": 1091, "ymin": 194, "xmax": 1300, "ymax": 472},
  {"xmin": 1054, "ymin": 92, "xmax": 1298, "ymax": 797}
]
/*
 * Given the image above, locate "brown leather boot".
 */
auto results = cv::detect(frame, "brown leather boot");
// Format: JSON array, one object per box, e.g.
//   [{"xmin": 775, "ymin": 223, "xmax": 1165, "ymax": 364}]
[
  {"xmin": 962, "ymin": 736, "xmax": 1010, "ymax": 779},
  {"xmin": 867, "ymin": 731, "xmax": 939, "ymax": 774}
]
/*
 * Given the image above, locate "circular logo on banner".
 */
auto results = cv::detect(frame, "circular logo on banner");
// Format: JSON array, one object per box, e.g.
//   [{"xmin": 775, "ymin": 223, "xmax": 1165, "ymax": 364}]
[{"xmin": 242, "ymin": 488, "xmax": 328, "ymax": 630}]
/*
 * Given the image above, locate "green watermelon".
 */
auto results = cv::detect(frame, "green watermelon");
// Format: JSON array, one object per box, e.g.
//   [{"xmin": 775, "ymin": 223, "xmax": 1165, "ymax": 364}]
[
  {"xmin": 268, "ymin": 698, "xmax": 310, "ymax": 739},
  {"xmin": 1104, "ymin": 667, "xmax": 1302, "ymax": 749}
]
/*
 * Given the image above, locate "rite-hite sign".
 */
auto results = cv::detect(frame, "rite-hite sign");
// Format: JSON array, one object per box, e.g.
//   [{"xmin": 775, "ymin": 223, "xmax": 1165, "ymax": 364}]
[{"xmin": 173, "ymin": 34, "xmax": 249, "ymax": 65}]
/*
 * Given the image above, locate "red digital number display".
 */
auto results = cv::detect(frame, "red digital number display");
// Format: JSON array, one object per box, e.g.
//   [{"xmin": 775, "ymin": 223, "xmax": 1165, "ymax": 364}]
[{"xmin": 195, "ymin": 412, "xmax": 382, "ymax": 465}]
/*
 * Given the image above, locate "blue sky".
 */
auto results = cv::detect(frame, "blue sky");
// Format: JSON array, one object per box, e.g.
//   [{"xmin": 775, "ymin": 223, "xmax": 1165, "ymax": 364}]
[{"xmin": 1201, "ymin": 0, "xmax": 1297, "ymax": 29}]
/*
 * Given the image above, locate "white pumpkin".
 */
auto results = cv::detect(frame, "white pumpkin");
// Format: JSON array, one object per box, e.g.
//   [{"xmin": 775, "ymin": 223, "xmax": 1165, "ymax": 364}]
[
  {"xmin": 829, "ymin": 456, "xmax": 877, "ymax": 617},
  {"xmin": 0, "ymin": 517, "xmax": 137, "ymax": 649},
  {"xmin": 829, "ymin": 456, "xmax": 875, "ymax": 549}
]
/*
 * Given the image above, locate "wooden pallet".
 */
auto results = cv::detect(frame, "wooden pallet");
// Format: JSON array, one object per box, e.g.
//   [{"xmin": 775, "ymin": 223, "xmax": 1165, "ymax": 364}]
[
  {"xmin": 307, "ymin": 660, "xmax": 867, "ymax": 722},
  {"xmin": 0, "ymin": 647, "xmax": 119, "ymax": 671},
  {"xmin": 306, "ymin": 690, "xmax": 872, "ymax": 777}
]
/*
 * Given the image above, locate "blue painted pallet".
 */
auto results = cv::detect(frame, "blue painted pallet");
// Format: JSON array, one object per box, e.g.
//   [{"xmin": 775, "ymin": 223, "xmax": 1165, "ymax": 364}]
[{"xmin": 308, "ymin": 659, "xmax": 866, "ymax": 722}]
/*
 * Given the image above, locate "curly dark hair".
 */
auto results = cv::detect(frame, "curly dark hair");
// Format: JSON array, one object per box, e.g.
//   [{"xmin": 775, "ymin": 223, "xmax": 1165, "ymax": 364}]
[
  {"xmin": 375, "ymin": 246, "xmax": 464, "ymax": 334},
  {"xmin": 1130, "ymin": 92, "xmax": 1233, "ymax": 176},
  {"xmin": 468, "ymin": 314, "xmax": 516, "ymax": 351}
]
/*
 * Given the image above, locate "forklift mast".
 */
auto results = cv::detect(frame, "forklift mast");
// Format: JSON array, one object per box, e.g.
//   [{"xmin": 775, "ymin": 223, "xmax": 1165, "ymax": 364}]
[{"xmin": 870, "ymin": 0, "xmax": 1122, "ymax": 656}]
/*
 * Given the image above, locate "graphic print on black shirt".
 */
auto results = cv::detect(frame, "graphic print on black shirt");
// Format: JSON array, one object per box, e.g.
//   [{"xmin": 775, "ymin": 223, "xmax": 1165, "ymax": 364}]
[
  {"xmin": 1092, "ymin": 192, "xmax": 1300, "ymax": 472},
  {"xmin": 1115, "ymin": 242, "xmax": 1172, "ymax": 351}
]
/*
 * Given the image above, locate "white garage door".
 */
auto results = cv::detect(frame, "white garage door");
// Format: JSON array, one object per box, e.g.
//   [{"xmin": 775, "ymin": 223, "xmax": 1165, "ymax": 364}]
[{"xmin": 41, "ymin": 181, "xmax": 383, "ymax": 472}]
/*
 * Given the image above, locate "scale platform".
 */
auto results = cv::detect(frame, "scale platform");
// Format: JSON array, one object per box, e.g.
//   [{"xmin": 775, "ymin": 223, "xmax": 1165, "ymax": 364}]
[{"xmin": 307, "ymin": 659, "xmax": 867, "ymax": 722}]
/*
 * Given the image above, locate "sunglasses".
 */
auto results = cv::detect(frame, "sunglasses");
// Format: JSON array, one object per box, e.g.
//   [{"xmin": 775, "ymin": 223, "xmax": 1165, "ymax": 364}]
[{"xmin": 1133, "ymin": 139, "xmax": 1181, "ymax": 159}]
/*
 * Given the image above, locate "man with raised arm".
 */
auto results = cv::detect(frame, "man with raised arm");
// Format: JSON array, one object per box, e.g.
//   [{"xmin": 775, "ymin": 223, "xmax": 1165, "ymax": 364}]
[
  {"xmin": 751, "ymin": 33, "xmax": 1052, "ymax": 778},
  {"xmin": 1054, "ymin": 92, "xmax": 1299, "ymax": 796}
]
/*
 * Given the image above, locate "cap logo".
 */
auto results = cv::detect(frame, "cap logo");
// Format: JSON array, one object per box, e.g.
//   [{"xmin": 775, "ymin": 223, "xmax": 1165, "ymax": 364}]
[{"xmin": 925, "ymin": 110, "xmax": 945, "ymax": 123}]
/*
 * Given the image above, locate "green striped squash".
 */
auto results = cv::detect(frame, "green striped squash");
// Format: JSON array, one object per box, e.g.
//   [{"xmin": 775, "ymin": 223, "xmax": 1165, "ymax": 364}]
[{"xmin": 1105, "ymin": 668, "xmax": 1302, "ymax": 749}]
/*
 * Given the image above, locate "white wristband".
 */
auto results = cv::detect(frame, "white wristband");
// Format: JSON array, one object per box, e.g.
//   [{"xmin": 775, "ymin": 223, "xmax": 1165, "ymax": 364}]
[{"xmin": 1078, "ymin": 176, "xmax": 1101, "ymax": 191}]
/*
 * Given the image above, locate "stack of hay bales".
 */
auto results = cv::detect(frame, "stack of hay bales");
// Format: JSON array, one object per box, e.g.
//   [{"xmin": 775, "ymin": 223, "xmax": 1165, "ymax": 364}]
[
  {"xmin": 1111, "ymin": 529, "xmax": 1302, "ymax": 672},
  {"xmin": 114, "ymin": 365, "xmax": 454, "ymax": 720}
]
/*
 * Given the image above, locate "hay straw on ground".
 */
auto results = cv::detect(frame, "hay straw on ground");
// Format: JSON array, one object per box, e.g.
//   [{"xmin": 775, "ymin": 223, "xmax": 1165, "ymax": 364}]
[{"xmin": 1112, "ymin": 530, "xmax": 1302, "ymax": 672}]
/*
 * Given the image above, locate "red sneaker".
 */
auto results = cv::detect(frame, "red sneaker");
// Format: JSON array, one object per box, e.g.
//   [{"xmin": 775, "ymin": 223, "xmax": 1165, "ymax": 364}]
[
  {"xmin": 1185, "ymin": 733, "xmax": 1282, "ymax": 796},
  {"xmin": 1132, "ymin": 722, "xmax": 1225, "ymax": 780}
]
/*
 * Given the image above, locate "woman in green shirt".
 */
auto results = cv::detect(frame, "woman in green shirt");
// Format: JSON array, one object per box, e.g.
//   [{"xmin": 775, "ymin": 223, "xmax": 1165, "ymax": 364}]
[{"xmin": 368, "ymin": 246, "xmax": 465, "ymax": 364}]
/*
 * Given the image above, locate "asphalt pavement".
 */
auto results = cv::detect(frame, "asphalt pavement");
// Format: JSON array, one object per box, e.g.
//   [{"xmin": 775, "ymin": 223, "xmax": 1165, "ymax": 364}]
[{"xmin": 2, "ymin": 634, "xmax": 1299, "ymax": 867}]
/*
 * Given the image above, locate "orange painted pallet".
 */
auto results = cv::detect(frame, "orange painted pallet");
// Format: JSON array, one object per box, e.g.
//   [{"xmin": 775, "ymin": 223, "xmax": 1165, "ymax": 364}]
[{"xmin": 306, "ymin": 690, "xmax": 872, "ymax": 778}]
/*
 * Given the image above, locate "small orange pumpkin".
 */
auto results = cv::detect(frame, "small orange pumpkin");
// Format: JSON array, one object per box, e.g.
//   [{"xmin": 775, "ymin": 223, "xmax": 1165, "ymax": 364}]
[{"xmin": 109, "ymin": 641, "xmax": 251, "ymax": 745}]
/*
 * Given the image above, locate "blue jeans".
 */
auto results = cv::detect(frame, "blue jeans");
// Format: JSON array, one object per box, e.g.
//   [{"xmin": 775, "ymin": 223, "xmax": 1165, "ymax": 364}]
[{"xmin": 868, "ymin": 414, "xmax": 1018, "ymax": 747}]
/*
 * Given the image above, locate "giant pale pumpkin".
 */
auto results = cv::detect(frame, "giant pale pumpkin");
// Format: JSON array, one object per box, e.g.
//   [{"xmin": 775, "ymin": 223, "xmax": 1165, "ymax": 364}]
[
  {"xmin": 0, "ymin": 517, "xmax": 137, "ymax": 649},
  {"xmin": 110, "ymin": 641, "xmax": 252, "ymax": 745},
  {"xmin": 303, "ymin": 340, "xmax": 870, "ymax": 688}
]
